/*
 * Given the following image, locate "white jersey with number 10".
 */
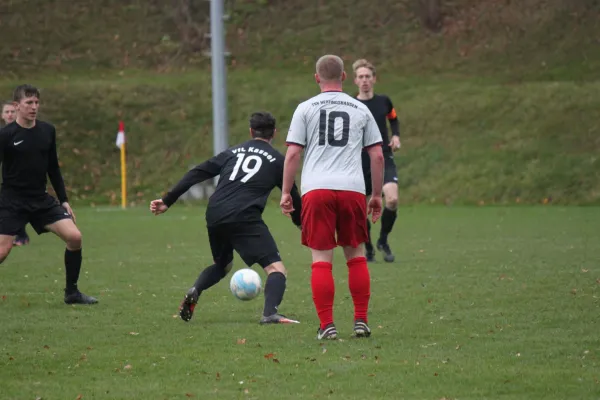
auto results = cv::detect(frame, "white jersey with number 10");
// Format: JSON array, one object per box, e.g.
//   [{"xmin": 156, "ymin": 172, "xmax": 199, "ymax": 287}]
[{"xmin": 286, "ymin": 91, "xmax": 382, "ymax": 195}]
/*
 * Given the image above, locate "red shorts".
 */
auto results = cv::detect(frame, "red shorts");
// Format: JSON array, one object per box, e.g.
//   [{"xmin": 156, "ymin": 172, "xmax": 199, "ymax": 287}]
[{"xmin": 301, "ymin": 189, "xmax": 368, "ymax": 250}]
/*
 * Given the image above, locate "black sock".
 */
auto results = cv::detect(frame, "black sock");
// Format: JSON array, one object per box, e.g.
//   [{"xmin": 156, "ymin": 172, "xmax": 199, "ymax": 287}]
[
  {"xmin": 365, "ymin": 219, "xmax": 373, "ymax": 253},
  {"xmin": 65, "ymin": 248, "xmax": 82, "ymax": 294},
  {"xmin": 379, "ymin": 208, "xmax": 397, "ymax": 243},
  {"xmin": 263, "ymin": 272, "xmax": 286, "ymax": 317},
  {"xmin": 193, "ymin": 264, "xmax": 228, "ymax": 293}
]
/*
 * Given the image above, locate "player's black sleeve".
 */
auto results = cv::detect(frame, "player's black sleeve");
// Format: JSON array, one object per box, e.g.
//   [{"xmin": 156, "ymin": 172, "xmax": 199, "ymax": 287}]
[
  {"xmin": 47, "ymin": 128, "xmax": 69, "ymax": 203},
  {"xmin": 385, "ymin": 96, "xmax": 401, "ymax": 137},
  {"xmin": 0, "ymin": 128, "xmax": 8, "ymax": 165},
  {"xmin": 162, "ymin": 151, "xmax": 230, "ymax": 207},
  {"xmin": 289, "ymin": 183, "xmax": 302, "ymax": 227}
]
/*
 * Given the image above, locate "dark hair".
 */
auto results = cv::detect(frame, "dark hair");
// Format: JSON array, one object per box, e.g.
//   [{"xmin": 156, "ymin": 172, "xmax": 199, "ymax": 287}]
[
  {"xmin": 13, "ymin": 84, "xmax": 41, "ymax": 103},
  {"xmin": 249, "ymin": 111, "xmax": 276, "ymax": 139}
]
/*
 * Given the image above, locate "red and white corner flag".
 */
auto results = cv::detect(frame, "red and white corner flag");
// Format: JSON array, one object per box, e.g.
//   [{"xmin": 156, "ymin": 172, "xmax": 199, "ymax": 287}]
[{"xmin": 116, "ymin": 121, "xmax": 126, "ymax": 149}]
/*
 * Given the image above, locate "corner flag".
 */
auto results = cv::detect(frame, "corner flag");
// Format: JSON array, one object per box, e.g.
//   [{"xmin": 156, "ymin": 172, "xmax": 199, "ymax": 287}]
[{"xmin": 116, "ymin": 121, "xmax": 127, "ymax": 209}]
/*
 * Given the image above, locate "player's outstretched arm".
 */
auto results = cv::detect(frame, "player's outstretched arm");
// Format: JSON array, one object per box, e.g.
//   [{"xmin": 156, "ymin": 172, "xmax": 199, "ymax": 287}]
[
  {"xmin": 159, "ymin": 151, "xmax": 230, "ymax": 210},
  {"xmin": 280, "ymin": 144, "xmax": 303, "ymax": 215}
]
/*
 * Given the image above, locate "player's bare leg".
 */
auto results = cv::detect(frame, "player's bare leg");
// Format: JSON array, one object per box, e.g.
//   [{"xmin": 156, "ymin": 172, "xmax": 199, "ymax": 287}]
[
  {"xmin": 45, "ymin": 219, "xmax": 97, "ymax": 305},
  {"xmin": 259, "ymin": 261, "xmax": 300, "ymax": 324},
  {"xmin": 343, "ymin": 245, "xmax": 372, "ymax": 338},
  {"xmin": 0, "ymin": 234, "xmax": 14, "ymax": 264},
  {"xmin": 180, "ymin": 261, "xmax": 233, "ymax": 322},
  {"xmin": 377, "ymin": 182, "xmax": 398, "ymax": 262},
  {"xmin": 310, "ymin": 249, "xmax": 338, "ymax": 340}
]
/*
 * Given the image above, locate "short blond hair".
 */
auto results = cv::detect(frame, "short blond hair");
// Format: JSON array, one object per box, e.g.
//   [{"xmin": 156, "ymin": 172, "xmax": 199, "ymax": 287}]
[
  {"xmin": 316, "ymin": 55, "xmax": 344, "ymax": 82},
  {"xmin": 352, "ymin": 59, "xmax": 376, "ymax": 76}
]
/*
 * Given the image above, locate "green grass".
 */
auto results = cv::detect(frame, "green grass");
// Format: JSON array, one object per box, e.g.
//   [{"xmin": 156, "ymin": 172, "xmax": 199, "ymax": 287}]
[
  {"xmin": 1, "ymin": 205, "xmax": 599, "ymax": 399},
  {"xmin": 1, "ymin": 69, "xmax": 599, "ymax": 206},
  {"xmin": 1, "ymin": 0, "xmax": 599, "ymax": 205}
]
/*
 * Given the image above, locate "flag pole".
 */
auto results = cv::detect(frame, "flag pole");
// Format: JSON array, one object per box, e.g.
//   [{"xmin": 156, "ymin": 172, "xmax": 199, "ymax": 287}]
[{"xmin": 117, "ymin": 121, "xmax": 127, "ymax": 209}]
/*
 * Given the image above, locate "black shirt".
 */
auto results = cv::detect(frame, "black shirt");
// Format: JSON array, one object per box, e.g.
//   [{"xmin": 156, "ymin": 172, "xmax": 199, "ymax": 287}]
[
  {"xmin": 0, "ymin": 120, "xmax": 68, "ymax": 203},
  {"xmin": 355, "ymin": 94, "xmax": 400, "ymax": 155},
  {"xmin": 162, "ymin": 139, "xmax": 302, "ymax": 227}
]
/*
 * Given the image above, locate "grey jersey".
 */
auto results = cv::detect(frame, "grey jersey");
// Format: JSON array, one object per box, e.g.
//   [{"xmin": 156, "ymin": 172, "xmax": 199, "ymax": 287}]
[{"xmin": 286, "ymin": 91, "xmax": 382, "ymax": 195}]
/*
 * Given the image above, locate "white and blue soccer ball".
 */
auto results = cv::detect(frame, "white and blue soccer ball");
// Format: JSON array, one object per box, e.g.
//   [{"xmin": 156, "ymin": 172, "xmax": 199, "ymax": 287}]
[{"xmin": 229, "ymin": 268, "xmax": 262, "ymax": 301}]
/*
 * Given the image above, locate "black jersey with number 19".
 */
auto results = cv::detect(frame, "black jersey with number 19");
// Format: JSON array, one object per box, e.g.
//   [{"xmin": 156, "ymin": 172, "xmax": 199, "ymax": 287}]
[{"xmin": 162, "ymin": 139, "xmax": 302, "ymax": 227}]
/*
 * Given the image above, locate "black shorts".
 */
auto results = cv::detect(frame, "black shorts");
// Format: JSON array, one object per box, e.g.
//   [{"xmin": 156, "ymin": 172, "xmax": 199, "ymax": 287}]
[
  {"xmin": 0, "ymin": 193, "xmax": 72, "ymax": 236},
  {"xmin": 364, "ymin": 154, "xmax": 398, "ymax": 196},
  {"xmin": 207, "ymin": 221, "xmax": 281, "ymax": 269}
]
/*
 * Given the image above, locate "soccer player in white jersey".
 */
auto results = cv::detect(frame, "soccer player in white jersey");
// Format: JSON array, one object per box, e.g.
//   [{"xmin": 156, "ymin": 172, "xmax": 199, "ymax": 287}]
[{"xmin": 280, "ymin": 54, "xmax": 385, "ymax": 340}]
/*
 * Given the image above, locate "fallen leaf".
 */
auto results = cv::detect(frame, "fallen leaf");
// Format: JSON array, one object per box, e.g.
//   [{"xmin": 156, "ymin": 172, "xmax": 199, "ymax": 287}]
[
  {"xmin": 237, "ymin": 338, "xmax": 246, "ymax": 345},
  {"xmin": 273, "ymin": 358, "xmax": 280, "ymax": 363},
  {"xmin": 43, "ymin": 345, "xmax": 50, "ymax": 349},
  {"xmin": 9, "ymin": 356, "xmax": 14, "ymax": 361},
  {"xmin": 434, "ymin": 372, "xmax": 439, "ymax": 376},
  {"xmin": 582, "ymin": 269, "xmax": 589, "ymax": 273},
  {"xmin": 264, "ymin": 353, "xmax": 275, "ymax": 359},
  {"xmin": 571, "ymin": 288, "xmax": 578, "ymax": 295},
  {"xmin": 244, "ymin": 389, "xmax": 249, "ymax": 394},
  {"xmin": 375, "ymin": 356, "xmax": 380, "ymax": 364},
  {"xmin": 129, "ymin": 332, "xmax": 139, "ymax": 336},
  {"xmin": 185, "ymin": 394, "xmax": 194, "ymax": 398},
  {"xmin": 361, "ymin": 354, "xmax": 367, "ymax": 360},
  {"xmin": 326, "ymin": 370, "xmax": 334, "ymax": 378},
  {"xmin": 322, "ymin": 348, "xmax": 327, "ymax": 354},
  {"xmin": 455, "ymin": 344, "xmax": 461, "ymax": 350},
  {"xmin": 343, "ymin": 355, "xmax": 351, "ymax": 361},
  {"xmin": 1, "ymin": 295, "xmax": 6, "ymax": 301},
  {"xmin": 368, "ymin": 374, "xmax": 376, "ymax": 377},
  {"xmin": 80, "ymin": 354, "xmax": 87, "ymax": 361},
  {"xmin": 216, "ymin": 372, "xmax": 221, "ymax": 380},
  {"xmin": 124, "ymin": 364, "xmax": 132, "ymax": 370},
  {"xmin": 76, "ymin": 395, "xmax": 83, "ymax": 400},
  {"xmin": 86, "ymin": 346, "xmax": 93, "ymax": 350}
]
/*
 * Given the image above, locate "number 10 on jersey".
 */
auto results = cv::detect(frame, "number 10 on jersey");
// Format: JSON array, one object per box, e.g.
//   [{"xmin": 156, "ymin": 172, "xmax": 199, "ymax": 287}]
[{"xmin": 319, "ymin": 110, "xmax": 350, "ymax": 147}]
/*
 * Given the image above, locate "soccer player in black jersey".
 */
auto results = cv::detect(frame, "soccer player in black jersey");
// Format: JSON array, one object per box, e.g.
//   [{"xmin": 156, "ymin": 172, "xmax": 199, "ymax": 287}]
[
  {"xmin": 0, "ymin": 85, "xmax": 97, "ymax": 304},
  {"xmin": 150, "ymin": 112, "xmax": 303, "ymax": 324},
  {"xmin": 353, "ymin": 59, "xmax": 402, "ymax": 263},
  {"xmin": 1, "ymin": 101, "xmax": 30, "ymax": 246}
]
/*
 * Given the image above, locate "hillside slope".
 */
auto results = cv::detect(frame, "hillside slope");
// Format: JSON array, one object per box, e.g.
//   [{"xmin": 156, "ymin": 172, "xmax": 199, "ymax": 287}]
[{"xmin": 0, "ymin": 0, "xmax": 598, "ymax": 205}]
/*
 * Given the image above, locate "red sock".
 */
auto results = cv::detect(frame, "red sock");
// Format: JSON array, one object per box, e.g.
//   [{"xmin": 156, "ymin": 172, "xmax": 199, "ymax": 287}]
[
  {"xmin": 347, "ymin": 256, "xmax": 370, "ymax": 323},
  {"xmin": 311, "ymin": 262, "xmax": 335, "ymax": 329}
]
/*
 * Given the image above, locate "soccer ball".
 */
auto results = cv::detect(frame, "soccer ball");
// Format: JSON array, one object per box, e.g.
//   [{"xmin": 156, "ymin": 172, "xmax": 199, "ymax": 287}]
[{"xmin": 230, "ymin": 268, "xmax": 262, "ymax": 301}]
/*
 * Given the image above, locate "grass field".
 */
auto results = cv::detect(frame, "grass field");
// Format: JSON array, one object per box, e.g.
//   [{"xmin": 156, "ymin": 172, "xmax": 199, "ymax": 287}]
[{"xmin": 1, "ymin": 205, "xmax": 598, "ymax": 399}]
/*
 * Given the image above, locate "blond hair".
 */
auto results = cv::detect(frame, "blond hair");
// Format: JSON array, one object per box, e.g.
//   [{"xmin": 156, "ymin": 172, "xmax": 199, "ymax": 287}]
[
  {"xmin": 352, "ymin": 59, "xmax": 376, "ymax": 76},
  {"xmin": 316, "ymin": 55, "xmax": 344, "ymax": 82}
]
